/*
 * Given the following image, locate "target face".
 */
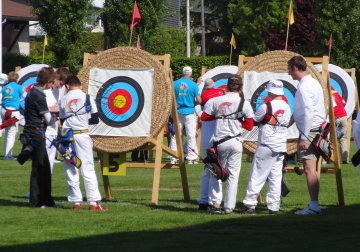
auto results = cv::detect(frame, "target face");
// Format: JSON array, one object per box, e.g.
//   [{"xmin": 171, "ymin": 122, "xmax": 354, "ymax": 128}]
[
  {"xmin": 17, "ymin": 64, "xmax": 50, "ymax": 90},
  {"xmin": 315, "ymin": 64, "xmax": 355, "ymax": 118},
  {"xmin": 88, "ymin": 68, "xmax": 153, "ymax": 137},
  {"xmin": 96, "ymin": 76, "xmax": 144, "ymax": 127},
  {"xmin": 250, "ymin": 80, "xmax": 297, "ymax": 128},
  {"xmin": 198, "ymin": 66, "xmax": 238, "ymax": 92},
  {"xmin": 243, "ymin": 71, "xmax": 299, "ymax": 140}
]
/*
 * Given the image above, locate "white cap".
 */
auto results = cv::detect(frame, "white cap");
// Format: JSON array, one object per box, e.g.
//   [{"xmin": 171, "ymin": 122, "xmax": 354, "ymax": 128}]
[
  {"xmin": 182, "ymin": 66, "xmax": 192, "ymax": 75},
  {"xmin": 265, "ymin": 80, "xmax": 284, "ymax": 95},
  {"xmin": 0, "ymin": 73, "xmax": 8, "ymax": 85}
]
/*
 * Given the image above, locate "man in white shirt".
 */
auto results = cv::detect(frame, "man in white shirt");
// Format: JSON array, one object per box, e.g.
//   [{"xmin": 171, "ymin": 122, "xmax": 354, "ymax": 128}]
[
  {"xmin": 241, "ymin": 80, "xmax": 291, "ymax": 215},
  {"xmin": 288, "ymin": 56, "xmax": 326, "ymax": 215}
]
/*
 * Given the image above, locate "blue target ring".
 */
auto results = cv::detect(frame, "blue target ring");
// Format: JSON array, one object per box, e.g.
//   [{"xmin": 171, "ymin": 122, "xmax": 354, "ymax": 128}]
[
  {"xmin": 329, "ymin": 72, "xmax": 347, "ymax": 101},
  {"xmin": 18, "ymin": 73, "xmax": 37, "ymax": 90},
  {"xmin": 250, "ymin": 80, "xmax": 296, "ymax": 127},
  {"xmin": 96, "ymin": 76, "xmax": 144, "ymax": 127},
  {"xmin": 212, "ymin": 73, "xmax": 234, "ymax": 91}
]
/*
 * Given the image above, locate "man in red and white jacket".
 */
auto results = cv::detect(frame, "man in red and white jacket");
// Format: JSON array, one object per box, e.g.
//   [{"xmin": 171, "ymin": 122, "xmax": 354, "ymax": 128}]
[{"xmin": 201, "ymin": 74, "xmax": 254, "ymax": 214}]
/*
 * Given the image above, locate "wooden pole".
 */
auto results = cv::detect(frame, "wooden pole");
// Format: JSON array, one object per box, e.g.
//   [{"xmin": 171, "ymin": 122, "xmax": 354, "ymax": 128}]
[
  {"xmin": 284, "ymin": 19, "xmax": 290, "ymax": 51},
  {"xmin": 129, "ymin": 1, "xmax": 136, "ymax": 46},
  {"xmin": 229, "ymin": 46, "xmax": 233, "ymax": 65}
]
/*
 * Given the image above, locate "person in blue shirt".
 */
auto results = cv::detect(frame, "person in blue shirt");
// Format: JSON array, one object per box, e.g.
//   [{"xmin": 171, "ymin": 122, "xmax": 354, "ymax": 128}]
[
  {"xmin": 169, "ymin": 66, "xmax": 202, "ymax": 164},
  {"xmin": 1, "ymin": 71, "xmax": 26, "ymax": 160}
]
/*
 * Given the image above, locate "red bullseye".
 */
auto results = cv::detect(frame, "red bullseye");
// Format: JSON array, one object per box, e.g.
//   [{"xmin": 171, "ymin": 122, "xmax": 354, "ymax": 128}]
[{"xmin": 108, "ymin": 89, "xmax": 132, "ymax": 114}]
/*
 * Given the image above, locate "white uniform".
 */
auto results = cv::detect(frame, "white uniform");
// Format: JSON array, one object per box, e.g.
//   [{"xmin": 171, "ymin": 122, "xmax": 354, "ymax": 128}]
[
  {"xmin": 196, "ymin": 108, "xmax": 222, "ymax": 206},
  {"xmin": 203, "ymin": 92, "xmax": 254, "ymax": 213},
  {"xmin": 44, "ymin": 88, "xmax": 59, "ymax": 173},
  {"xmin": 243, "ymin": 100, "xmax": 291, "ymax": 212},
  {"xmin": 59, "ymin": 89, "xmax": 102, "ymax": 204}
]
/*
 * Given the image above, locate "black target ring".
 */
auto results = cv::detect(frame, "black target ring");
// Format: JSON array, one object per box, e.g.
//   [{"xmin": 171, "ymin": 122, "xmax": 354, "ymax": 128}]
[{"xmin": 96, "ymin": 76, "xmax": 145, "ymax": 127}]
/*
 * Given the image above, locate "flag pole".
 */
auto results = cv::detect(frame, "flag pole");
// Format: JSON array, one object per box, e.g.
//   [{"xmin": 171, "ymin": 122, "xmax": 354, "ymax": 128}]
[
  {"xmin": 285, "ymin": 18, "xmax": 290, "ymax": 51},
  {"xmin": 42, "ymin": 39, "xmax": 46, "ymax": 64},
  {"xmin": 129, "ymin": 1, "xmax": 136, "ymax": 46},
  {"xmin": 229, "ymin": 46, "xmax": 233, "ymax": 65}
]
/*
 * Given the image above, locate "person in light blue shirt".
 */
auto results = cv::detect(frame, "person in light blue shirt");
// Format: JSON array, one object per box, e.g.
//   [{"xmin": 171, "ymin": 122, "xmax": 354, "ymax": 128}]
[
  {"xmin": 1, "ymin": 71, "xmax": 26, "ymax": 160},
  {"xmin": 169, "ymin": 66, "xmax": 202, "ymax": 164}
]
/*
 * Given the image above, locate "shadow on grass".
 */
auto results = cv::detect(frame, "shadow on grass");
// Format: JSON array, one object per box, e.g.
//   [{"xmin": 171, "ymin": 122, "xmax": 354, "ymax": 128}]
[{"xmin": 2, "ymin": 204, "xmax": 360, "ymax": 252}]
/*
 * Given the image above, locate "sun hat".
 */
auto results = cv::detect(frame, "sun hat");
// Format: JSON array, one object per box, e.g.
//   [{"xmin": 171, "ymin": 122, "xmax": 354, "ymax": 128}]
[
  {"xmin": 182, "ymin": 66, "xmax": 192, "ymax": 75},
  {"xmin": 265, "ymin": 80, "xmax": 284, "ymax": 95}
]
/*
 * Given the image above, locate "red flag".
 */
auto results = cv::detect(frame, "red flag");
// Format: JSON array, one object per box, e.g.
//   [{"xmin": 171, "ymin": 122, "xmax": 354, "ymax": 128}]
[
  {"xmin": 130, "ymin": 1, "xmax": 141, "ymax": 30},
  {"xmin": 327, "ymin": 34, "xmax": 332, "ymax": 51},
  {"xmin": 137, "ymin": 35, "xmax": 140, "ymax": 49}
]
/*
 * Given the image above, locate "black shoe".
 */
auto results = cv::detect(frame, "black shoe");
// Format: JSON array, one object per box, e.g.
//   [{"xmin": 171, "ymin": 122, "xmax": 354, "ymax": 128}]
[
  {"xmin": 269, "ymin": 210, "xmax": 278, "ymax": 215},
  {"xmin": 343, "ymin": 161, "xmax": 349, "ymax": 164},
  {"xmin": 239, "ymin": 205, "xmax": 255, "ymax": 214},
  {"xmin": 207, "ymin": 205, "xmax": 222, "ymax": 214},
  {"xmin": 198, "ymin": 203, "xmax": 208, "ymax": 211}
]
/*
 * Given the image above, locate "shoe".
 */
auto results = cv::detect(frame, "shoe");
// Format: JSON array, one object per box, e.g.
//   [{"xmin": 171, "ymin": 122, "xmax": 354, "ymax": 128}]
[
  {"xmin": 41, "ymin": 204, "xmax": 64, "ymax": 209},
  {"xmin": 225, "ymin": 210, "xmax": 233, "ymax": 214},
  {"xmin": 4, "ymin": 156, "xmax": 17, "ymax": 161},
  {"xmin": 54, "ymin": 159, "xmax": 61, "ymax": 163},
  {"xmin": 342, "ymin": 161, "xmax": 349, "ymax": 164},
  {"xmin": 89, "ymin": 203, "xmax": 107, "ymax": 211},
  {"xmin": 294, "ymin": 205, "xmax": 321, "ymax": 215},
  {"xmin": 269, "ymin": 210, "xmax": 278, "ymax": 215},
  {"xmin": 170, "ymin": 159, "xmax": 179, "ymax": 164},
  {"xmin": 73, "ymin": 204, "xmax": 82, "ymax": 210},
  {"xmin": 207, "ymin": 205, "xmax": 222, "ymax": 214},
  {"xmin": 26, "ymin": 191, "xmax": 30, "ymax": 198},
  {"xmin": 198, "ymin": 203, "xmax": 208, "ymax": 211},
  {"xmin": 187, "ymin": 160, "xmax": 198, "ymax": 165},
  {"xmin": 239, "ymin": 205, "xmax": 255, "ymax": 214}
]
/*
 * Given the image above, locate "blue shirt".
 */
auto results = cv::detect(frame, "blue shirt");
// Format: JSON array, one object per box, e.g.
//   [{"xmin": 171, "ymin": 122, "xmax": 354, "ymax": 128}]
[
  {"xmin": 173, "ymin": 77, "xmax": 200, "ymax": 114},
  {"xmin": 1, "ymin": 82, "xmax": 25, "ymax": 110}
]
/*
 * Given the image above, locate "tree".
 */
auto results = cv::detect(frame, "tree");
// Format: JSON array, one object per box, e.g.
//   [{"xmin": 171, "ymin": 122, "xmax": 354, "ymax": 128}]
[{"xmin": 30, "ymin": 0, "xmax": 95, "ymax": 73}]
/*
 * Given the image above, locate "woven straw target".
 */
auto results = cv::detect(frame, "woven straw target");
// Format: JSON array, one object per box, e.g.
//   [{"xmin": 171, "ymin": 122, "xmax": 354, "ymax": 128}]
[
  {"xmin": 78, "ymin": 47, "xmax": 172, "ymax": 153},
  {"xmin": 238, "ymin": 50, "xmax": 329, "ymax": 155}
]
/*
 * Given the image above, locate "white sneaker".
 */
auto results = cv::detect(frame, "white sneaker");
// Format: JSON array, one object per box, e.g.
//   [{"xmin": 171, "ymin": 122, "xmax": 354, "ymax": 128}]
[
  {"xmin": 54, "ymin": 159, "xmax": 61, "ymax": 163},
  {"xmin": 187, "ymin": 160, "xmax": 198, "ymax": 165},
  {"xmin": 4, "ymin": 156, "xmax": 17, "ymax": 161},
  {"xmin": 170, "ymin": 159, "xmax": 179, "ymax": 164},
  {"xmin": 41, "ymin": 204, "xmax": 64, "ymax": 209},
  {"xmin": 295, "ymin": 205, "xmax": 321, "ymax": 215}
]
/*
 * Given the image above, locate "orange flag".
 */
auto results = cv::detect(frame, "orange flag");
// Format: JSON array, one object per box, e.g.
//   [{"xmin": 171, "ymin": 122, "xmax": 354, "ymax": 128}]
[
  {"xmin": 286, "ymin": 0, "xmax": 295, "ymax": 25},
  {"xmin": 130, "ymin": 1, "xmax": 141, "ymax": 30}
]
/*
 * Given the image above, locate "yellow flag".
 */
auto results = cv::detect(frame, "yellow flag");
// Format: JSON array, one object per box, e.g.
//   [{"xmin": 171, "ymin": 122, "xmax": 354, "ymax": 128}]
[
  {"xmin": 44, "ymin": 35, "xmax": 48, "ymax": 46},
  {"xmin": 286, "ymin": 0, "xmax": 294, "ymax": 25},
  {"xmin": 230, "ymin": 33, "xmax": 236, "ymax": 49}
]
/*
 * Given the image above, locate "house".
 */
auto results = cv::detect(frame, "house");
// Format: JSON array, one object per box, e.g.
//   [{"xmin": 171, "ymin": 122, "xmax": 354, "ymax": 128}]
[{"xmin": 2, "ymin": 0, "xmax": 37, "ymax": 55}]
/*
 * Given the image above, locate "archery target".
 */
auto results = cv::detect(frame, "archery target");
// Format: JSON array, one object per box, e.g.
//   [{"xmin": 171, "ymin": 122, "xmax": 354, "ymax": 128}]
[
  {"xmin": 314, "ymin": 64, "xmax": 355, "ymax": 118},
  {"xmin": 243, "ymin": 71, "xmax": 299, "ymax": 141},
  {"xmin": 198, "ymin": 66, "xmax": 238, "ymax": 92},
  {"xmin": 17, "ymin": 64, "xmax": 49, "ymax": 91},
  {"xmin": 88, "ymin": 68, "xmax": 153, "ymax": 137}
]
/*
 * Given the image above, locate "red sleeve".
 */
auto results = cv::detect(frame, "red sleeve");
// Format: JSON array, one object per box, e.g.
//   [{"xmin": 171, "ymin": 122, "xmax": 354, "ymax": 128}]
[
  {"xmin": 241, "ymin": 117, "xmax": 254, "ymax": 131},
  {"xmin": 201, "ymin": 112, "xmax": 216, "ymax": 121}
]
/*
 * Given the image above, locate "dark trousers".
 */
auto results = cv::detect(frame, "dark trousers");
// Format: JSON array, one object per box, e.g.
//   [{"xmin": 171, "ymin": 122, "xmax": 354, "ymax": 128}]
[
  {"xmin": 131, "ymin": 150, "xmax": 148, "ymax": 161},
  {"xmin": 29, "ymin": 137, "xmax": 54, "ymax": 207}
]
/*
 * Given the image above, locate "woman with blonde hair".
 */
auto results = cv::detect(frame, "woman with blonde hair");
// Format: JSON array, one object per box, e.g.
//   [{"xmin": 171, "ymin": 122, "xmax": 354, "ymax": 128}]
[{"xmin": 1, "ymin": 71, "xmax": 25, "ymax": 160}]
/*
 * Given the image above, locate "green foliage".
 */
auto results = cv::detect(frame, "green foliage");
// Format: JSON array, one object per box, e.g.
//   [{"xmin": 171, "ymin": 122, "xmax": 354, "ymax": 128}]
[
  {"xmin": 29, "ymin": 0, "xmax": 96, "ymax": 73},
  {"xmin": 311, "ymin": 0, "xmax": 360, "ymax": 69},
  {"xmin": 102, "ymin": 0, "xmax": 168, "ymax": 48},
  {"xmin": 2, "ymin": 52, "xmax": 28, "ymax": 74},
  {"xmin": 28, "ymin": 55, "xmax": 58, "ymax": 67},
  {"xmin": 228, "ymin": 0, "xmax": 289, "ymax": 55},
  {"xmin": 145, "ymin": 26, "xmax": 197, "ymax": 57},
  {"xmin": 171, "ymin": 55, "xmax": 235, "ymax": 80}
]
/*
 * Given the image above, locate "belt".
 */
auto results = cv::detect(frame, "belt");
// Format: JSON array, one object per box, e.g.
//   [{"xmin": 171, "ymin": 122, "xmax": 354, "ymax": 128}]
[
  {"xmin": 310, "ymin": 128, "xmax": 320, "ymax": 132},
  {"xmin": 213, "ymin": 133, "xmax": 242, "ymax": 147},
  {"xmin": 73, "ymin": 129, "xmax": 89, "ymax": 134}
]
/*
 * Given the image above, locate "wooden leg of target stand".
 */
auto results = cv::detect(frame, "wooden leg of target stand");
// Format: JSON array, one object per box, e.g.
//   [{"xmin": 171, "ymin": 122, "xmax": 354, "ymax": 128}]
[
  {"xmin": 257, "ymin": 194, "xmax": 263, "ymax": 204},
  {"xmin": 99, "ymin": 152, "xmax": 113, "ymax": 200}
]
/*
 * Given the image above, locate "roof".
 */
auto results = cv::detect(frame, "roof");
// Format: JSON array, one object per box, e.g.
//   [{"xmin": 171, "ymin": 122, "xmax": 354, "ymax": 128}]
[{"xmin": 2, "ymin": 0, "xmax": 37, "ymax": 21}]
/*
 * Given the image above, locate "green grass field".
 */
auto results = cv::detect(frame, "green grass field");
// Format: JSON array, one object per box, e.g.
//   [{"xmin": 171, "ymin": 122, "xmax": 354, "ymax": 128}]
[{"xmin": 1, "ymin": 131, "xmax": 360, "ymax": 251}]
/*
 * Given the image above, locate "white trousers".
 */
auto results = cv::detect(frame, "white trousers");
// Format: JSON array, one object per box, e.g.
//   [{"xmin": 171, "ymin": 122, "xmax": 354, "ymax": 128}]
[
  {"xmin": 352, "ymin": 120, "xmax": 360, "ymax": 185},
  {"xmin": 243, "ymin": 145, "xmax": 284, "ymax": 211},
  {"xmin": 64, "ymin": 133, "xmax": 102, "ymax": 203},
  {"xmin": 45, "ymin": 134, "xmax": 57, "ymax": 174},
  {"xmin": 169, "ymin": 113, "xmax": 198, "ymax": 161},
  {"xmin": 1, "ymin": 109, "xmax": 20, "ymax": 158},
  {"xmin": 215, "ymin": 137, "xmax": 243, "ymax": 212},
  {"xmin": 198, "ymin": 121, "xmax": 222, "ymax": 205}
]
